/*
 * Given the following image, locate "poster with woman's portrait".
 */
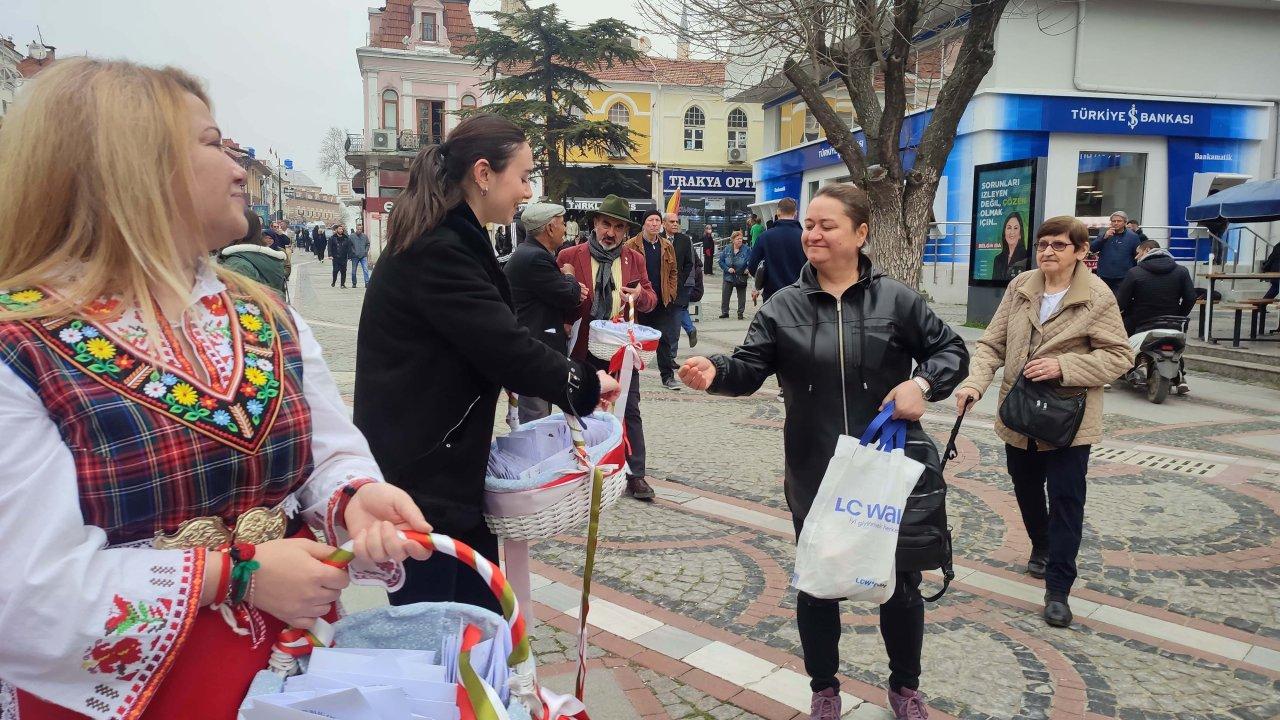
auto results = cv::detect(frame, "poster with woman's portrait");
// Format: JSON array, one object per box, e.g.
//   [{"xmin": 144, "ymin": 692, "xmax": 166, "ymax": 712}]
[{"xmin": 970, "ymin": 159, "xmax": 1040, "ymax": 287}]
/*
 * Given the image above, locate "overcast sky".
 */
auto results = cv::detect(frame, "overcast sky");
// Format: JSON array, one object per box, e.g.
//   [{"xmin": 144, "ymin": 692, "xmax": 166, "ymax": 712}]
[{"xmin": 0, "ymin": 0, "xmax": 675, "ymax": 194}]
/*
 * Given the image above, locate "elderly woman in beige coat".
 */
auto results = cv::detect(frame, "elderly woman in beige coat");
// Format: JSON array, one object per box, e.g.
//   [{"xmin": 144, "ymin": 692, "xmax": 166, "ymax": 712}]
[{"xmin": 954, "ymin": 215, "xmax": 1132, "ymax": 629}]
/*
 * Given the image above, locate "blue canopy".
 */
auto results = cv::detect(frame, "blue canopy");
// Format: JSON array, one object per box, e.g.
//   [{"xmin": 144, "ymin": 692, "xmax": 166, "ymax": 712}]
[{"xmin": 1185, "ymin": 178, "xmax": 1280, "ymax": 224}]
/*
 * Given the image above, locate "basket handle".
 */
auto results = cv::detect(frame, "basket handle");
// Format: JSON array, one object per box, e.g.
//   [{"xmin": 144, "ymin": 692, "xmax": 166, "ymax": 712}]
[{"xmin": 270, "ymin": 533, "xmax": 531, "ymax": 672}]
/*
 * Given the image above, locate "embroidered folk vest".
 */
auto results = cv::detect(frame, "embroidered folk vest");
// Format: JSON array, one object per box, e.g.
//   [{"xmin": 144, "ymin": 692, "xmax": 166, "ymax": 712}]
[{"xmin": 0, "ymin": 289, "xmax": 314, "ymax": 545}]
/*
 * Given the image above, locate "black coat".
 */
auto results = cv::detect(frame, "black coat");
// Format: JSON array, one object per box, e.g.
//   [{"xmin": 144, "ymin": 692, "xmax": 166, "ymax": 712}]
[
  {"xmin": 666, "ymin": 231, "xmax": 696, "ymax": 306},
  {"xmin": 708, "ymin": 255, "xmax": 969, "ymax": 528},
  {"xmin": 354, "ymin": 204, "xmax": 601, "ymax": 535},
  {"xmin": 328, "ymin": 232, "xmax": 353, "ymax": 261},
  {"xmin": 1116, "ymin": 251, "xmax": 1197, "ymax": 335},
  {"xmin": 503, "ymin": 241, "xmax": 582, "ymax": 356}
]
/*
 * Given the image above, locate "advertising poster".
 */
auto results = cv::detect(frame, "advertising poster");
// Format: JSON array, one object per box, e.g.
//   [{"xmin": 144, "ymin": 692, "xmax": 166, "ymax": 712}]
[{"xmin": 970, "ymin": 160, "xmax": 1038, "ymax": 286}]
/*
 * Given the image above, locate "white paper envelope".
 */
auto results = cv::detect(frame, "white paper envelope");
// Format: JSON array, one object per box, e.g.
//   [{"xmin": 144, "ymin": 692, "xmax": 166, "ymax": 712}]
[
  {"xmin": 355, "ymin": 687, "xmax": 414, "ymax": 720},
  {"xmin": 239, "ymin": 699, "xmax": 333, "ymax": 720},
  {"xmin": 308, "ymin": 648, "xmax": 439, "ymax": 678},
  {"xmin": 309, "ymin": 671, "xmax": 456, "ymax": 703},
  {"xmin": 408, "ymin": 698, "xmax": 463, "ymax": 720},
  {"xmin": 284, "ymin": 673, "xmax": 362, "ymax": 693},
  {"xmin": 288, "ymin": 688, "xmax": 390, "ymax": 720}
]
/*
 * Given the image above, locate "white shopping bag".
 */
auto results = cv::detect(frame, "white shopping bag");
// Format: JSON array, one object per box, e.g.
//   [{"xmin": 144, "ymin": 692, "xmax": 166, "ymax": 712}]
[{"xmin": 794, "ymin": 404, "xmax": 924, "ymax": 603}]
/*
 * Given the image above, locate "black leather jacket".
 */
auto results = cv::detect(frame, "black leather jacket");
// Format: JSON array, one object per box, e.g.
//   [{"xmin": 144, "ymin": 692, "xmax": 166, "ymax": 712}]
[{"xmin": 708, "ymin": 255, "xmax": 968, "ymax": 529}]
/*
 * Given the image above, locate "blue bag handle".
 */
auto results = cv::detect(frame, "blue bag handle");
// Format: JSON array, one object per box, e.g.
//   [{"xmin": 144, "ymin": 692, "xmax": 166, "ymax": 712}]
[{"xmin": 858, "ymin": 403, "xmax": 908, "ymax": 451}]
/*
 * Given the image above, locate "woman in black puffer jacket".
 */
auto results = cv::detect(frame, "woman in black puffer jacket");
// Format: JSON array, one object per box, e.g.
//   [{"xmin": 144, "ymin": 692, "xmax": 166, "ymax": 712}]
[{"xmin": 680, "ymin": 184, "xmax": 968, "ymax": 720}]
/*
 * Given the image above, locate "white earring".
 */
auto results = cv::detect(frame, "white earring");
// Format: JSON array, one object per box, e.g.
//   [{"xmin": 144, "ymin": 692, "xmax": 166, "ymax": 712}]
[{"xmin": 482, "ymin": 187, "xmax": 489, "ymax": 196}]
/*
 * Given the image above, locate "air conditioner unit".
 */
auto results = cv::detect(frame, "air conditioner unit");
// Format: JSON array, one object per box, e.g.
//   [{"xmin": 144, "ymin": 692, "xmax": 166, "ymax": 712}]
[
  {"xmin": 371, "ymin": 129, "xmax": 393, "ymax": 151},
  {"xmin": 728, "ymin": 148, "xmax": 745, "ymax": 163}
]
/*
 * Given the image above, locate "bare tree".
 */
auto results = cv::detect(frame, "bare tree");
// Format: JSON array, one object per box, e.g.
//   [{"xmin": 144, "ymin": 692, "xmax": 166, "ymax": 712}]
[
  {"xmin": 637, "ymin": 0, "xmax": 1011, "ymax": 287},
  {"xmin": 318, "ymin": 126, "xmax": 355, "ymax": 183}
]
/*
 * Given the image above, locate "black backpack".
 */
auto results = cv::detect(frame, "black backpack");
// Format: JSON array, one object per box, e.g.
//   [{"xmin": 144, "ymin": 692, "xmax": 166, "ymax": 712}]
[{"xmin": 895, "ymin": 411, "xmax": 966, "ymax": 602}]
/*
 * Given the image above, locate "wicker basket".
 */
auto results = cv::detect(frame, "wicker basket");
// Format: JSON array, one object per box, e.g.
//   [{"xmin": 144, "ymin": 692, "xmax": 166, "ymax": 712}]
[
  {"xmin": 485, "ymin": 470, "xmax": 626, "ymax": 541},
  {"xmin": 587, "ymin": 319, "xmax": 661, "ymax": 366},
  {"xmin": 483, "ymin": 412, "xmax": 627, "ymax": 541}
]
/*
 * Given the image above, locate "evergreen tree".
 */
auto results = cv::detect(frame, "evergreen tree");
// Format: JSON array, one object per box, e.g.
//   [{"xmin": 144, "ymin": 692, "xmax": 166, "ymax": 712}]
[{"xmin": 465, "ymin": 5, "xmax": 641, "ymax": 202}]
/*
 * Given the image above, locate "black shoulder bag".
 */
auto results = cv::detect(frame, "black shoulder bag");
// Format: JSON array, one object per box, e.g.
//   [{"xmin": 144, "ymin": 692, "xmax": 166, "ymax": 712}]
[{"xmin": 998, "ymin": 360, "xmax": 1087, "ymax": 449}]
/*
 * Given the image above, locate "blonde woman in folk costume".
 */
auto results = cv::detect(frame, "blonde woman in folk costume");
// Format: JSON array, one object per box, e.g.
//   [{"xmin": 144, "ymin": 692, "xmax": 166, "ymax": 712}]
[{"xmin": 0, "ymin": 59, "xmax": 434, "ymax": 719}]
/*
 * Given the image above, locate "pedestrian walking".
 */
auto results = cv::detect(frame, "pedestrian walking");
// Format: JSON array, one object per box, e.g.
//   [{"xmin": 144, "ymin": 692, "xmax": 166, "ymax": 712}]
[
  {"xmin": 505, "ymin": 202, "xmax": 586, "ymax": 423},
  {"xmin": 1090, "ymin": 210, "xmax": 1143, "ymax": 294},
  {"xmin": 354, "ymin": 114, "xmax": 619, "ymax": 613},
  {"xmin": 557, "ymin": 194, "xmax": 659, "ymax": 501},
  {"xmin": 565, "ymin": 215, "xmax": 579, "ymax": 245},
  {"xmin": 349, "ymin": 221, "xmax": 371, "ymax": 287},
  {"xmin": 626, "ymin": 210, "xmax": 683, "ymax": 391},
  {"xmin": 748, "ymin": 196, "xmax": 805, "ymax": 301},
  {"xmin": 313, "ymin": 224, "xmax": 327, "ymax": 261},
  {"xmin": 679, "ymin": 184, "xmax": 968, "ymax": 720},
  {"xmin": 955, "ymin": 215, "xmax": 1132, "ymax": 629},
  {"xmin": 662, "ymin": 212, "xmax": 698, "ymax": 358},
  {"xmin": 702, "ymin": 225, "xmax": 716, "ymax": 275},
  {"xmin": 719, "ymin": 231, "xmax": 751, "ymax": 319},
  {"xmin": 0, "ymin": 58, "xmax": 430, "ymax": 719},
  {"xmin": 328, "ymin": 223, "xmax": 352, "ymax": 287},
  {"xmin": 218, "ymin": 209, "xmax": 290, "ymax": 295},
  {"xmin": 749, "ymin": 213, "xmax": 764, "ymax": 246},
  {"xmin": 494, "ymin": 225, "xmax": 512, "ymax": 256}
]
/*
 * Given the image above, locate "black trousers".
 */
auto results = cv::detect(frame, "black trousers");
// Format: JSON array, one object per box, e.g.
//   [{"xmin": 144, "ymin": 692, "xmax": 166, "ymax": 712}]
[
  {"xmin": 331, "ymin": 254, "xmax": 348, "ymax": 286},
  {"xmin": 703, "ymin": 252, "xmax": 714, "ymax": 275},
  {"xmin": 1101, "ymin": 277, "xmax": 1123, "ymax": 296},
  {"xmin": 721, "ymin": 282, "xmax": 746, "ymax": 317},
  {"xmin": 587, "ymin": 357, "xmax": 645, "ymax": 478},
  {"xmin": 797, "ymin": 573, "xmax": 925, "ymax": 694},
  {"xmin": 1005, "ymin": 443, "xmax": 1091, "ymax": 596},
  {"xmin": 639, "ymin": 305, "xmax": 679, "ymax": 382},
  {"xmin": 388, "ymin": 520, "xmax": 502, "ymax": 615}
]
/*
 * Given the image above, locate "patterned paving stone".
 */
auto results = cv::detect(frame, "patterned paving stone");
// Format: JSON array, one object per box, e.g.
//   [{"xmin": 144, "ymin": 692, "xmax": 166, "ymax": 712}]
[
  {"xmin": 1017, "ymin": 617, "xmax": 1280, "ymax": 719},
  {"xmin": 636, "ymin": 667, "xmax": 767, "ymax": 720}
]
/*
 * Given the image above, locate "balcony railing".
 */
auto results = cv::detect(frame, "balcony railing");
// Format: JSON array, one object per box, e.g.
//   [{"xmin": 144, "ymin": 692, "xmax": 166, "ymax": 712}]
[{"xmin": 345, "ymin": 131, "xmax": 440, "ymax": 155}]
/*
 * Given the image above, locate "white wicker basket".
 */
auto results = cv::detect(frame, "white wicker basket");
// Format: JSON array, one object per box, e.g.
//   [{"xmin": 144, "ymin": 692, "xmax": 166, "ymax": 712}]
[
  {"xmin": 484, "ymin": 470, "xmax": 626, "ymax": 541},
  {"xmin": 587, "ymin": 319, "xmax": 661, "ymax": 366},
  {"xmin": 484, "ymin": 412, "xmax": 627, "ymax": 541}
]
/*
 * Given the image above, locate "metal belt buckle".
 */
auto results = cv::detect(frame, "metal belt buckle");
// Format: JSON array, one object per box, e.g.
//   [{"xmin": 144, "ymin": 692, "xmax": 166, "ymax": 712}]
[{"xmin": 153, "ymin": 506, "xmax": 288, "ymax": 550}]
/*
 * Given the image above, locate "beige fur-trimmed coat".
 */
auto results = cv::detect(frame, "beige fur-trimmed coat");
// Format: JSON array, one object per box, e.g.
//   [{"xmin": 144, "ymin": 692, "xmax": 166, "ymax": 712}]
[{"xmin": 958, "ymin": 261, "xmax": 1134, "ymax": 449}]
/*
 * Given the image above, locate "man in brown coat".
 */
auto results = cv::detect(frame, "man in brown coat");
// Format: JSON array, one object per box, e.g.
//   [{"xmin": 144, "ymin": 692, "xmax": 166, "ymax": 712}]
[
  {"xmin": 626, "ymin": 211, "xmax": 681, "ymax": 390},
  {"xmin": 558, "ymin": 195, "xmax": 659, "ymax": 500}
]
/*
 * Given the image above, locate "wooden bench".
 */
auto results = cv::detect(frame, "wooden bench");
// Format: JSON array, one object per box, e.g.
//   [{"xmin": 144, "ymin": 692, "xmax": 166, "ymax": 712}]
[
  {"xmin": 1238, "ymin": 298, "xmax": 1276, "ymax": 336},
  {"xmin": 1217, "ymin": 303, "xmax": 1260, "ymax": 347}
]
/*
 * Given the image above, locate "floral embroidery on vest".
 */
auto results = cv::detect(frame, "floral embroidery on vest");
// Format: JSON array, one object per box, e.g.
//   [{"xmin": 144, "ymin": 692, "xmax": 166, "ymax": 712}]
[{"xmin": 19, "ymin": 292, "xmax": 286, "ymax": 454}]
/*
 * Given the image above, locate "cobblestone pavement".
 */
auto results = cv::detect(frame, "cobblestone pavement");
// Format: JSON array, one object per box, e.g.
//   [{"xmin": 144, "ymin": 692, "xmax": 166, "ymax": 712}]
[{"xmin": 294, "ymin": 260, "xmax": 1280, "ymax": 720}]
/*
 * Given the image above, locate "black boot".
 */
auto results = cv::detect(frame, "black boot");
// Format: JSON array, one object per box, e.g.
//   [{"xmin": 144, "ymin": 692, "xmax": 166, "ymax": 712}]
[
  {"xmin": 1043, "ymin": 592, "xmax": 1073, "ymax": 628},
  {"xmin": 1027, "ymin": 552, "xmax": 1047, "ymax": 579}
]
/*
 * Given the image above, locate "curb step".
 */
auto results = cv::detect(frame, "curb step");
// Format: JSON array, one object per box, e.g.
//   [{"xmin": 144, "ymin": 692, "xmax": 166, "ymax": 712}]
[
  {"xmin": 1184, "ymin": 353, "xmax": 1280, "ymax": 388},
  {"xmin": 1185, "ymin": 342, "xmax": 1280, "ymax": 368}
]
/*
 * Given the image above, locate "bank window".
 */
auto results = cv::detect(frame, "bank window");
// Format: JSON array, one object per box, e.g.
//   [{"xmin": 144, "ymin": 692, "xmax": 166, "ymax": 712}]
[
  {"xmin": 1075, "ymin": 151, "xmax": 1146, "ymax": 220},
  {"xmin": 684, "ymin": 106, "xmax": 705, "ymax": 150},
  {"xmin": 420, "ymin": 13, "xmax": 437, "ymax": 42},
  {"xmin": 608, "ymin": 102, "xmax": 630, "ymax": 126}
]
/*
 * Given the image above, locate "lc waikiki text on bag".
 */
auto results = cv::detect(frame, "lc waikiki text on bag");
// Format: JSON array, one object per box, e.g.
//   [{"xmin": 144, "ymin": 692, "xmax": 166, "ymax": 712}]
[{"xmin": 794, "ymin": 404, "xmax": 924, "ymax": 604}]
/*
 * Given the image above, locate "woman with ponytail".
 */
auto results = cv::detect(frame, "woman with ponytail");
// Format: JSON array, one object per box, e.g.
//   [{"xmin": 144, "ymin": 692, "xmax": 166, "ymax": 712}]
[{"xmin": 354, "ymin": 114, "xmax": 620, "ymax": 612}]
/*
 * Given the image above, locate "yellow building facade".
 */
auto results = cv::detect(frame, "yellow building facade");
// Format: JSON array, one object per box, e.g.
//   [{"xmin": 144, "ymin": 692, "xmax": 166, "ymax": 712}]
[{"xmin": 559, "ymin": 57, "xmax": 765, "ymax": 237}]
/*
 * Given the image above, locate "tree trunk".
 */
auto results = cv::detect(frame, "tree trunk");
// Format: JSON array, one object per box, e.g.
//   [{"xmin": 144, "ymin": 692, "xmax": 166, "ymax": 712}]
[{"xmin": 864, "ymin": 177, "xmax": 936, "ymax": 290}]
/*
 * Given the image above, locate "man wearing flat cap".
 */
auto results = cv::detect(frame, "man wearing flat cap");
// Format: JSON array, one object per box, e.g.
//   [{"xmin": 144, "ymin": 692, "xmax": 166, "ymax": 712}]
[
  {"xmin": 558, "ymin": 195, "xmax": 660, "ymax": 500},
  {"xmin": 504, "ymin": 202, "xmax": 589, "ymax": 422}
]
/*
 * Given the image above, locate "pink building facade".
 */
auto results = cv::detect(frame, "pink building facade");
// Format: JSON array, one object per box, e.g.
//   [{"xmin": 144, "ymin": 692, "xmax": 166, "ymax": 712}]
[{"xmin": 348, "ymin": 0, "xmax": 487, "ymax": 253}]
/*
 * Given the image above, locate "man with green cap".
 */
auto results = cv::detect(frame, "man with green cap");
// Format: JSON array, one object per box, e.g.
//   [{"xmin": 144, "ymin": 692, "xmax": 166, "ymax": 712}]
[{"xmin": 557, "ymin": 194, "xmax": 660, "ymax": 500}]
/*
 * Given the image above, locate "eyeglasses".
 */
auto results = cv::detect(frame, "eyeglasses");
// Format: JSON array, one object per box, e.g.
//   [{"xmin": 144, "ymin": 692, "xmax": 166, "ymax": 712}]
[{"xmin": 1035, "ymin": 241, "xmax": 1074, "ymax": 252}]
